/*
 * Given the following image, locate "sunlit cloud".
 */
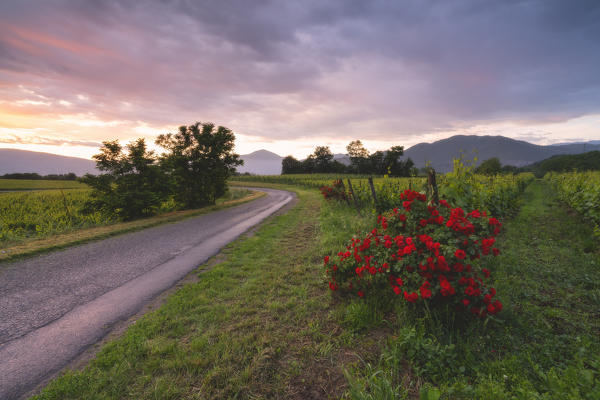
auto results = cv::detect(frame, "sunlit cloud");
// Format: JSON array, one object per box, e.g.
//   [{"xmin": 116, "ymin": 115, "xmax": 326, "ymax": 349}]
[{"xmin": 0, "ymin": 0, "xmax": 598, "ymax": 160}]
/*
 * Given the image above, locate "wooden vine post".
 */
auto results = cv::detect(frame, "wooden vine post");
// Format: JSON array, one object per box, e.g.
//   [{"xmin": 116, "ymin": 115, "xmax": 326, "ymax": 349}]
[
  {"xmin": 368, "ymin": 177, "xmax": 379, "ymax": 211},
  {"xmin": 338, "ymin": 179, "xmax": 351, "ymax": 207},
  {"xmin": 427, "ymin": 168, "xmax": 439, "ymax": 205},
  {"xmin": 346, "ymin": 178, "xmax": 361, "ymax": 212}
]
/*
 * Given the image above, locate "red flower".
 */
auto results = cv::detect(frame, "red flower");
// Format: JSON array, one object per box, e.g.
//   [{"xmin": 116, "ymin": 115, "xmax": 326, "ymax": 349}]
[
  {"xmin": 324, "ymin": 256, "xmax": 330, "ymax": 265},
  {"xmin": 357, "ymin": 290, "xmax": 364, "ymax": 298},
  {"xmin": 329, "ymin": 281, "xmax": 338, "ymax": 291},
  {"xmin": 393, "ymin": 286, "xmax": 402, "ymax": 295},
  {"xmin": 454, "ymin": 249, "xmax": 466, "ymax": 260}
]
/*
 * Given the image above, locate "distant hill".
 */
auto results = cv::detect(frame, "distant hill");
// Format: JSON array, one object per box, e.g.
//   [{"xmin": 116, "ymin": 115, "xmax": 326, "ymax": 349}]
[
  {"xmin": 521, "ymin": 151, "xmax": 600, "ymax": 177},
  {"xmin": 0, "ymin": 149, "xmax": 97, "ymax": 176},
  {"xmin": 402, "ymin": 135, "xmax": 600, "ymax": 173},
  {"xmin": 237, "ymin": 149, "xmax": 283, "ymax": 175}
]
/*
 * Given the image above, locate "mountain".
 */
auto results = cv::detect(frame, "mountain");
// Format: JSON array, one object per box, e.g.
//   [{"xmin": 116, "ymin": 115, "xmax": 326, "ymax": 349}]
[
  {"xmin": 0, "ymin": 149, "xmax": 97, "ymax": 176},
  {"xmin": 333, "ymin": 153, "xmax": 351, "ymax": 165},
  {"xmin": 237, "ymin": 149, "xmax": 283, "ymax": 175},
  {"xmin": 401, "ymin": 135, "xmax": 600, "ymax": 173}
]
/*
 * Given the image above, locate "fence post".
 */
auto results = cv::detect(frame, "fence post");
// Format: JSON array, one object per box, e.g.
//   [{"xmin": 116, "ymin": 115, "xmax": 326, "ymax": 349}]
[
  {"xmin": 338, "ymin": 179, "xmax": 351, "ymax": 207},
  {"xmin": 427, "ymin": 168, "xmax": 439, "ymax": 205},
  {"xmin": 347, "ymin": 179, "xmax": 360, "ymax": 212},
  {"xmin": 368, "ymin": 177, "xmax": 378, "ymax": 211}
]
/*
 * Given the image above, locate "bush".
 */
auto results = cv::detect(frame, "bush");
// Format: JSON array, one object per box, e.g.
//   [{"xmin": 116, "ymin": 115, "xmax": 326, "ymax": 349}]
[
  {"xmin": 324, "ymin": 189, "xmax": 503, "ymax": 319},
  {"xmin": 81, "ymin": 139, "xmax": 169, "ymax": 221},
  {"xmin": 320, "ymin": 179, "xmax": 347, "ymax": 202}
]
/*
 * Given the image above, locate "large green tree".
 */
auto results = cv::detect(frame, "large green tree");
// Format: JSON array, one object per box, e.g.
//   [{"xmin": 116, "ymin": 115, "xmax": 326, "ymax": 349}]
[
  {"xmin": 82, "ymin": 139, "xmax": 169, "ymax": 220},
  {"xmin": 347, "ymin": 140, "xmax": 370, "ymax": 173},
  {"xmin": 156, "ymin": 122, "xmax": 242, "ymax": 209}
]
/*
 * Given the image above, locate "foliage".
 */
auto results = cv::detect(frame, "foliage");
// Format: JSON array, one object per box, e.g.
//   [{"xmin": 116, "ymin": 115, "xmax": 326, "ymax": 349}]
[
  {"xmin": 81, "ymin": 139, "xmax": 170, "ymax": 221},
  {"xmin": 545, "ymin": 171, "xmax": 600, "ymax": 236},
  {"xmin": 156, "ymin": 122, "xmax": 242, "ymax": 209},
  {"xmin": 523, "ymin": 151, "xmax": 600, "ymax": 177},
  {"xmin": 0, "ymin": 189, "xmax": 106, "ymax": 244},
  {"xmin": 281, "ymin": 141, "xmax": 415, "ymax": 176},
  {"xmin": 475, "ymin": 158, "xmax": 502, "ymax": 175},
  {"xmin": 347, "ymin": 140, "xmax": 371, "ymax": 174},
  {"xmin": 344, "ymin": 181, "xmax": 600, "ymax": 399},
  {"xmin": 325, "ymin": 189, "xmax": 503, "ymax": 319},
  {"xmin": 439, "ymin": 159, "xmax": 533, "ymax": 217},
  {"xmin": 319, "ymin": 179, "xmax": 348, "ymax": 202},
  {"xmin": 0, "ymin": 179, "xmax": 86, "ymax": 190}
]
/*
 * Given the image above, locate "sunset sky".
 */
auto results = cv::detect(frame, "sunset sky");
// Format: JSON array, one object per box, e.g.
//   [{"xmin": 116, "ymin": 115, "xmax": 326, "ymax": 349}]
[{"xmin": 1, "ymin": 0, "xmax": 599, "ymax": 160}]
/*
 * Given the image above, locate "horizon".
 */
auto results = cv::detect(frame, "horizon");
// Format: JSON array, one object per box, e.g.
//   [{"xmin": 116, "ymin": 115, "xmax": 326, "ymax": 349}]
[{"xmin": 1, "ymin": 1, "xmax": 599, "ymax": 160}]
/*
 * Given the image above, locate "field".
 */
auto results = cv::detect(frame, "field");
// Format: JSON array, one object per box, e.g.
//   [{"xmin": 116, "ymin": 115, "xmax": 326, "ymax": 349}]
[
  {"xmin": 29, "ymin": 171, "xmax": 599, "ymax": 399},
  {"xmin": 0, "ymin": 185, "xmax": 257, "ymax": 259},
  {"xmin": 0, "ymin": 179, "xmax": 87, "ymax": 191}
]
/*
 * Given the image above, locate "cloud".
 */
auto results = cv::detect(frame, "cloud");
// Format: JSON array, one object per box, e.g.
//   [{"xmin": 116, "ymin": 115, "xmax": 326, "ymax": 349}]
[
  {"xmin": 0, "ymin": 133, "xmax": 102, "ymax": 147},
  {"xmin": 0, "ymin": 0, "xmax": 598, "ymax": 150}
]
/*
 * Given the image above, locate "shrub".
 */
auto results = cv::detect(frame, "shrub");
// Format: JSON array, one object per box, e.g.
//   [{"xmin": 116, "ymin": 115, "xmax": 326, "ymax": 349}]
[
  {"xmin": 320, "ymin": 179, "xmax": 347, "ymax": 202},
  {"xmin": 82, "ymin": 139, "xmax": 169, "ymax": 221},
  {"xmin": 324, "ymin": 189, "xmax": 503, "ymax": 318}
]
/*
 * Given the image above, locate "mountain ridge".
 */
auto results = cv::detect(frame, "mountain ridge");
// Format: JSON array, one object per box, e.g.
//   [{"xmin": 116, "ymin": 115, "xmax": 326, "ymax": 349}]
[{"xmin": 3, "ymin": 135, "xmax": 599, "ymax": 176}]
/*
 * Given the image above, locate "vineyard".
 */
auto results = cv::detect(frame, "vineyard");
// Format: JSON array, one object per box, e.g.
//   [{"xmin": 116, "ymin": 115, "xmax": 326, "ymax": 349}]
[
  {"xmin": 0, "ymin": 179, "xmax": 87, "ymax": 191},
  {"xmin": 546, "ymin": 171, "xmax": 600, "ymax": 235},
  {"xmin": 236, "ymin": 166, "xmax": 534, "ymax": 217},
  {"xmin": 0, "ymin": 189, "xmax": 110, "ymax": 244},
  {"xmin": 0, "ymin": 185, "xmax": 252, "ymax": 247}
]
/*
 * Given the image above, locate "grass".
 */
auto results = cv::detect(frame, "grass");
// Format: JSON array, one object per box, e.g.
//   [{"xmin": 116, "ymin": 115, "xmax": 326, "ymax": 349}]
[
  {"xmin": 345, "ymin": 180, "xmax": 600, "ymax": 399},
  {"xmin": 0, "ymin": 179, "xmax": 87, "ymax": 190},
  {"xmin": 1, "ymin": 188, "xmax": 261, "ymax": 262},
  {"xmin": 29, "ymin": 180, "xmax": 600, "ymax": 399},
  {"xmin": 30, "ymin": 184, "xmax": 383, "ymax": 399}
]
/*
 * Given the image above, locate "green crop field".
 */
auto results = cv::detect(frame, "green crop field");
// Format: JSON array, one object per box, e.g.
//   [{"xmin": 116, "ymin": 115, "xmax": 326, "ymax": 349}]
[
  {"xmin": 0, "ymin": 189, "xmax": 108, "ymax": 244},
  {"xmin": 0, "ymin": 186, "xmax": 256, "ymax": 257},
  {"xmin": 0, "ymin": 179, "xmax": 87, "ymax": 191}
]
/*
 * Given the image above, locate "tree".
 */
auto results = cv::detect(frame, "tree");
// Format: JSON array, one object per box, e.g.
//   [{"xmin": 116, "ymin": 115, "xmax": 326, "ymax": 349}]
[
  {"xmin": 347, "ymin": 140, "xmax": 370, "ymax": 173},
  {"xmin": 156, "ymin": 122, "xmax": 242, "ymax": 209},
  {"xmin": 476, "ymin": 157, "xmax": 502, "ymax": 175},
  {"xmin": 369, "ymin": 151, "xmax": 386, "ymax": 175},
  {"xmin": 312, "ymin": 146, "xmax": 334, "ymax": 172},
  {"xmin": 281, "ymin": 155, "xmax": 303, "ymax": 174},
  {"xmin": 82, "ymin": 139, "xmax": 169, "ymax": 220}
]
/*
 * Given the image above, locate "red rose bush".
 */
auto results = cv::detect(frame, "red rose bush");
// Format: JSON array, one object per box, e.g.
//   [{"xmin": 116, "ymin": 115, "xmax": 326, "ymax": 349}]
[
  {"xmin": 320, "ymin": 179, "xmax": 347, "ymax": 202},
  {"xmin": 325, "ymin": 189, "xmax": 503, "ymax": 318}
]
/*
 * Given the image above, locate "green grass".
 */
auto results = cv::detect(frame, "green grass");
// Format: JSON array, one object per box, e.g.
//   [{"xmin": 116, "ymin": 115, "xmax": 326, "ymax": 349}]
[
  {"xmin": 1, "ymin": 188, "xmax": 259, "ymax": 261},
  {"xmin": 0, "ymin": 179, "xmax": 87, "ymax": 190},
  {"xmin": 30, "ymin": 180, "xmax": 600, "ymax": 399},
  {"xmin": 345, "ymin": 180, "xmax": 600, "ymax": 399}
]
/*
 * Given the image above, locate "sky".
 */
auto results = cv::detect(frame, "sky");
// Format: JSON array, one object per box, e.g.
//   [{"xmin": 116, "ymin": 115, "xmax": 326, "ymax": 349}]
[{"xmin": 1, "ymin": 0, "xmax": 599, "ymax": 160}]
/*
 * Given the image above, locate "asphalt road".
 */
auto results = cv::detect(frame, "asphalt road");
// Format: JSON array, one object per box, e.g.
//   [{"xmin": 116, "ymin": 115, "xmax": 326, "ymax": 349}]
[{"xmin": 0, "ymin": 187, "xmax": 294, "ymax": 400}]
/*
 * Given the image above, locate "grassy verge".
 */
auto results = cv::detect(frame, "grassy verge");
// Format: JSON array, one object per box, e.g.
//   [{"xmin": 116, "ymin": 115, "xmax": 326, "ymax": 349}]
[
  {"xmin": 345, "ymin": 180, "xmax": 600, "ymax": 399},
  {"xmin": 1, "ymin": 188, "xmax": 262, "ymax": 262}
]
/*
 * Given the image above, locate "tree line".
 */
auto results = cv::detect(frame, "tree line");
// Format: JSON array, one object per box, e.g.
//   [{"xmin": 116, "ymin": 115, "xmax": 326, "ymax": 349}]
[
  {"xmin": 281, "ymin": 140, "xmax": 416, "ymax": 176},
  {"xmin": 1, "ymin": 172, "xmax": 78, "ymax": 180},
  {"xmin": 475, "ymin": 151, "xmax": 600, "ymax": 177},
  {"xmin": 82, "ymin": 122, "xmax": 242, "ymax": 221}
]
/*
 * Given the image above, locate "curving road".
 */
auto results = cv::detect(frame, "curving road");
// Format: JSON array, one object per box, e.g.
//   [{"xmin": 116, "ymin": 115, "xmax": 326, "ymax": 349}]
[{"xmin": 0, "ymin": 187, "xmax": 294, "ymax": 400}]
